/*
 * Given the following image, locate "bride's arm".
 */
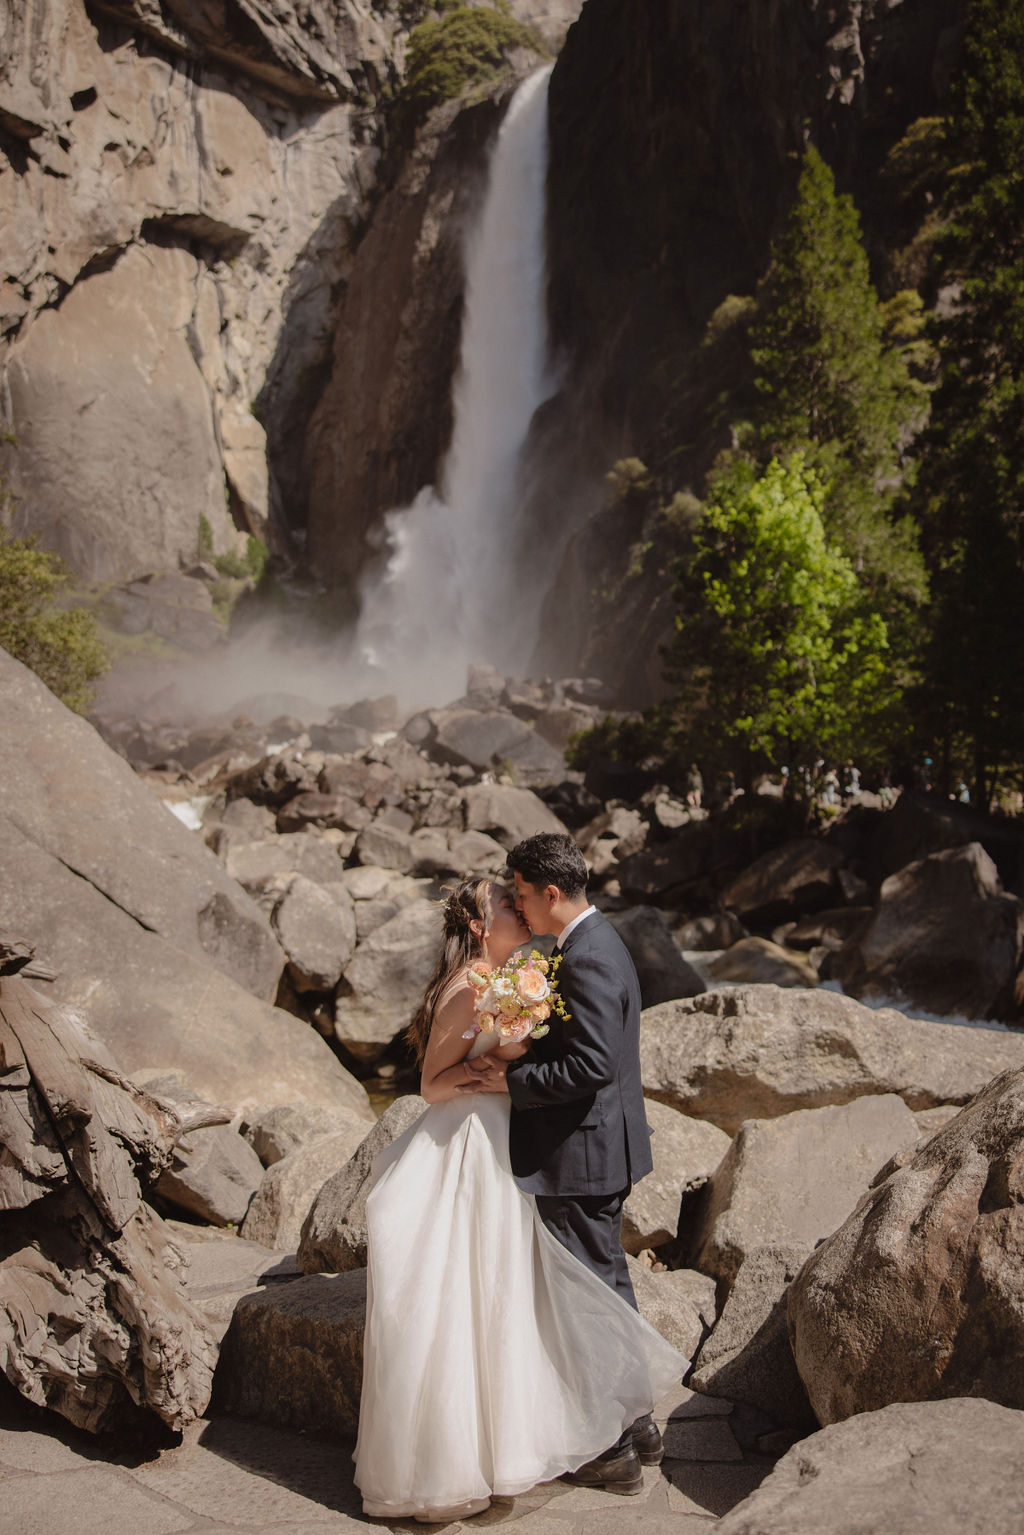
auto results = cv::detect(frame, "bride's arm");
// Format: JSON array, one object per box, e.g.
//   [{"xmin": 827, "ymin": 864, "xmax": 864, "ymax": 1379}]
[{"xmin": 419, "ymin": 987, "xmax": 487, "ymax": 1103}]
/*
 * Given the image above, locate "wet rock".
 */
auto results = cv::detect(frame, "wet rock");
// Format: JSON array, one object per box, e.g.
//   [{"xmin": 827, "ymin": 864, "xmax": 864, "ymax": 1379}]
[
  {"xmin": 828, "ymin": 842, "xmax": 1024, "ymax": 1020},
  {"xmin": 788, "ymin": 1066, "xmax": 1024, "ymax": 1424},
  {"xmin": 693, "ymin": 1095, "xmax": 918, "ymax": 1292},
  {"xmin": 640, "ymin": 985, "xmax": 1024, "ymax": 1135},
  {"xmin": 607, "ymin": 906, "xmax": 705, "ymax": 1007}
]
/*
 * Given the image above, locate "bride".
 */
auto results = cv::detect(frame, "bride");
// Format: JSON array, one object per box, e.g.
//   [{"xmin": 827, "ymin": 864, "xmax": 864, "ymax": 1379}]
[{"xmin": 353, "ymin": 878, "xmax": 687, "ymax": 1524}]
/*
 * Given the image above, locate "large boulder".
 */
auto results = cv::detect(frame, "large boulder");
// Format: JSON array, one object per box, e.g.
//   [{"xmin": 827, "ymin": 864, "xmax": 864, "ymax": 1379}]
[
  {"xmin": 788, "ymin": 1067, "xmax": 1024, "ymax": 1425},
  {"xmin": 706, "ymin": 937, "xmax": 818, "ymax": 988},
  {"xmin": 1, "ymin": 813, "xmax": 366, "ymax": 1120},
  {"xmin": 154, "ymin": 1123, "xmax": 265, "ymax": 1228},
  {"xmin": 627, "ymin": 1258, "xmax": 705, "ymax": 1361},
  {"xmin": 720, "ymin": 840, "xmax": 846, "ymax": 929},
  {"xmin": 640, "ymin": 985, "xmax": 1024, "ymax": 1135},
  {"xmin": 461, "ymin": 782, "xmax": 569, "ymax": 849},
  {"xmin": 715, "ymin": 1399, "xmax": 1024, "ymax": 1535},
  {"xmin": 299, "ymin": 1097, "xmax": 427, "ymax": 1274},
  {"xmin": 828, "ymin": 842, "xmax": 1024, "ymax": 1020},
  {"xmin": 0, "ymin": 648, "xmax": 282, "ymax": 1000},
  {"xmin": 693, "ymin": 1095, "xmax": 919, "ymax": 1291},
  {"xmin": 429, "ymin": 710, "xmax": 565, "ymax": 786},
  {"xmin": 334, "ymin": 904, "xmax": 440, "ymax": 1062},
  {"xmin": 240, "ymin": 1126, "xmax": 368, "ymax": 1252},
  {"xmin": 244, "ymin": 1101, "xmax": 373, "ymax": 1166},
  {"xmin": 621, "ymin": 1100, "xmax": 730, "ymax": 1255},
  {"xmin": 607, "ymin": 906, "xmax": 705, "ymax": 1008},
  {"xmin": 213, "ymin": 1269, "xmax": 367, "ymax": 1436},
  {"xmin": 269, "ymin": 875, "xmax": 357, "ymax": 992},
  {"xmin": 690, "ymin": 1245, "xmax": 816, "ymax": 1433}
]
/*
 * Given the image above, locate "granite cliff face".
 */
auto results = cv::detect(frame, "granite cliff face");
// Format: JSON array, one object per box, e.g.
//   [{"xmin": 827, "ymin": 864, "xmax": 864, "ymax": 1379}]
[
  {"xmin": 530, "ymin": 0, "xmax": 967, "ymax": 691},
  {"xmin": 0, "ymin": 1, "xmax": 576, "ymax": 582}
]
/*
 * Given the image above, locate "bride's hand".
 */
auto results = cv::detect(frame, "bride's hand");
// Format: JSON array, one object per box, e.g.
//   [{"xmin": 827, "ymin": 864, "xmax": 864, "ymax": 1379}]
[{"xmin": 494, "ymin": 1039, "xmax": 529, "ymax": 1061}]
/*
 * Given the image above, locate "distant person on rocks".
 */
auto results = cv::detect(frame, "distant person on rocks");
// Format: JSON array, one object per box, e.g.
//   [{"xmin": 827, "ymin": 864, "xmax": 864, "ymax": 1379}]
[
  {"xmin": 353, "ymin": 872, "xmax": 684, "ymax": 1523},
  {"xmin": 685, "ymin": 762, "xmax": 703, "ymax": 810}
]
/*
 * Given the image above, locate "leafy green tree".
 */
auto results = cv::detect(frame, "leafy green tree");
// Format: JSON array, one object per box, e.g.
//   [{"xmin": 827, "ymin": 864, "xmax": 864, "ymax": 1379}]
[
  {"xmin": 909, "ymin": 0, "xmax": 1024, "ymax": 804},
  {"xmin": 396, "ymin": 4, "xmax": 545, "ymax": 137},
  {"xmin": 744, "ymin": 143, "xmax": 928, "ymax": 609},
  {"xmin": 0, "ymin": 528, "xmax": 108, "ymax": 713},
  {"xmin": 663, "ymin": 455, "xmax": 894, "ymax": 788}
]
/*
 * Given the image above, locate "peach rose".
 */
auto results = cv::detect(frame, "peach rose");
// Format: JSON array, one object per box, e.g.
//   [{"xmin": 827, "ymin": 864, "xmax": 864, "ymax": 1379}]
[{"xmin": 516, "ymin": 966, "xmax": 550, "ymax": 1006}]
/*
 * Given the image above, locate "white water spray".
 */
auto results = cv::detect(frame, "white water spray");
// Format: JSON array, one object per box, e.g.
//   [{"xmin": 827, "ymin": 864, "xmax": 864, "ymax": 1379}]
[{"xmin": 353, "ymin": 66, "xmax": 555, "ymax": 706}]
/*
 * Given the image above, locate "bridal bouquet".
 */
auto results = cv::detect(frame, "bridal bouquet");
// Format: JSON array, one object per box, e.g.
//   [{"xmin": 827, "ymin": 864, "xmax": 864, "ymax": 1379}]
[{"xmin": 462, "ymin": 949, "xmax": 569, "ymax": 1045}]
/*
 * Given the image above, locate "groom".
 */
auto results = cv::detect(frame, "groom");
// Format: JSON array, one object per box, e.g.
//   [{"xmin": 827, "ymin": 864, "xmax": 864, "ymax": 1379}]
[{"xmin": 465, "ymin": 831, "xmax": 663, "ymax": 1493}]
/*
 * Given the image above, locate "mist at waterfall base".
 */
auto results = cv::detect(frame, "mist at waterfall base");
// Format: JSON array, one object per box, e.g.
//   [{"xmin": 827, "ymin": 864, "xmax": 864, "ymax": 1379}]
[
  {"xmin": 345, "ymin": 65, "xmax": 558, "ymax": 710},
  {"xmin": 98, "ymin": 69, "xmax": 572, "ymax": 728}
]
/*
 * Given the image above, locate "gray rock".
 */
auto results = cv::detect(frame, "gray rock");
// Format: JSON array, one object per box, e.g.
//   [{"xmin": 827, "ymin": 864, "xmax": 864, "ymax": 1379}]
[
  {"xmin": 354, "ymin": 820, "xmax": 415, "ymax": 873},
  {"xmin": 308, "ymin": 721, "xmax": 372, "ymax": 755},
  {"xmin": 155, "ymin": 1123, "xmax": 265, "ymax": 1227},
  {"xmin": 335, "ymin": 904, "xmax": 441, "ymax": 1061},
  {"xmin": 461, "ymin": 782, "xmax": 569, "ymax": 849},
  {"xmin": 674, "ymin": 912, "xmax": 748, "ymax": 951},
  {"xmin": 174, "ymin": 1224, "xmax": 298, "ymax": 1342},
  {"xmin": 627, "ymin": 1258, "xmax": 705, "ymax": 1362},
  {"xmin": 788, "ymin": 1065, "xmax": 1024, "ymax": 1425},
  {"xmin": 226, "ymin": 749, "xmax": 322, "ymax": 808},
  {"xmin": 340, "ymin": 864, "xmax": 399, "ymax": 900},
  {"xmin": 214, "ymin": 1269, "xmax": 367, "ymax": 1436},
  {"xmin": 270, "ymin": 874, "xmax": 357, "ymax": 992},
  {"xmin": 829, "ymin": 842, "xmax": 1024, "ymax": 1020},
  {"xmin": 669, "ymin": 1268, "xmax": 719, "ymax": 1331},
  {"xmin": 276, "ymin": 790, "xmax": 371, "ymax": 834},
  {"xmin": 0, "ymin": 760, "xmax": 363, "ymax": 1126},
  {"xmin": 0, "ymin": 648, "xmax": 283, "ymax": 1001},
  {"xmin": 622, "ymin": 1101, "xmax": 730, "ymax": 1255},
  {"xmin": 707, "ymin": 936, "xmax": 819, "ymax": 988},
  {"xmin": 617, "ymin": 829, "xmax": 712, "ymax": 903},
  {"xmin": 407, "ymin": 827, "xmax": 453, "ymax": 875},
  {"xmin": 693, "ymin": 1094, "xmax": 919, "ymax": 1291},
  {"xmin": 607, "ymin": 905, "xmax": 706, "ymax": 1007},
  {"xmin": 244, "ymin": 1100, "xmax": 373, "ymax": 1165},
  {"xmin": 640, "ymin": 984, "xmax": 1024, "ymax": 1135},
  {"xmin": 691, "ymin": 1245, "xmax": 816, "ymax": 1432},
  {"xmin": 240, "ymin": 1126, "xmax": 368, "ymax": 1252},
  {"xmin": 299, "ymin": 1096, "xmax": 427, "ymax": 1273},
  {"xmin": 715, "ymin": 1398, "xmax": 1024, "ymax": 1535},
  {"xmin": 721, "ymin": 839, "xmax": 846, "ymax": 927},
  {"xmin": 447, "ymin": 828, "xmax": 509, "ymax": 875},
  {"xmin": 431, "ymin": 709, "xmax": 565, "ymax": 785},
  {"xmin": 319, "ymin": 757, "xmax": 402, "ymax": 807}
]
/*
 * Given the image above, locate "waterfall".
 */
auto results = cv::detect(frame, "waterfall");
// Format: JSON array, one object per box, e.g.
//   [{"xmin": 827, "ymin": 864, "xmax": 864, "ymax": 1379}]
[{"xmin": 351, "ymin": 66, "xmax": 555, "ymax": 707}]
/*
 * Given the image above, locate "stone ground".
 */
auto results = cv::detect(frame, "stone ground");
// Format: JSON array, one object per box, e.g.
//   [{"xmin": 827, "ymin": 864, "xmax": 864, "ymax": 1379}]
[{"xmin": 0, "ymin": 1379, "xmax": 778, "ymax": 1535}]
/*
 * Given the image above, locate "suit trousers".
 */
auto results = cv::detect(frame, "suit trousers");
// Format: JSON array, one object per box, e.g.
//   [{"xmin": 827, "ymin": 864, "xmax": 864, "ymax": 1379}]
[{"xmin": 534, "ymin": 1187, "xmax": 638, "ymax": 1313}]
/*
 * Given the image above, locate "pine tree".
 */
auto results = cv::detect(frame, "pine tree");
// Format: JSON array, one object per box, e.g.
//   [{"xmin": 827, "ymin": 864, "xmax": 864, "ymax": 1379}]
[
  {"xmin": 745, "ymin": 144, "xmax": 927, "ymax": 610},
  {"xmin": 911, "ymin": 0, "xmax": 1024, "ymax": 803}
]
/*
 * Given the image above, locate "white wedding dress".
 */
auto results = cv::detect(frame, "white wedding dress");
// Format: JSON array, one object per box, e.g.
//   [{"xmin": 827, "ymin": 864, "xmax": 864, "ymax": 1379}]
[{"xmin": 353, "ymin": 1025, "xmax": 688, "ymax": 1520}]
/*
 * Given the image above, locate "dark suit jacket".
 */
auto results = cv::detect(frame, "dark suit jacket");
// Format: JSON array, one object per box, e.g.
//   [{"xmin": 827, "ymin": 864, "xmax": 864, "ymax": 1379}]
[{"xmin": 506, "ymin": 910, "xmax": 653, "ymax": 1197}]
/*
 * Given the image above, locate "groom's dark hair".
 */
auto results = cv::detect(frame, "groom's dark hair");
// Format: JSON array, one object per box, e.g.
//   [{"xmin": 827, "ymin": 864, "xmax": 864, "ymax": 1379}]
[{"xmin": 506, "ymin": 833, "xmax": 588, "ymax": 899}]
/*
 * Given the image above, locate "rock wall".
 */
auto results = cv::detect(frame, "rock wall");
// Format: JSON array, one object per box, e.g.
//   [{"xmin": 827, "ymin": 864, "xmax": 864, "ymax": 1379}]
[
  {"xmin": 530, "ymin": 0, "xmax": 967, "ymax": 690},
  {"xmin": 0, "ymin": 1, "xmax": 579, "ymax": 584}
]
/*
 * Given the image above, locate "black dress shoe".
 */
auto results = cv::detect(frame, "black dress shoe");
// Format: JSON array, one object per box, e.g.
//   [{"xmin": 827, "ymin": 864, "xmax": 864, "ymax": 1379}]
[
  {"xmin": 631, "ymin": 1413, "xmax": 664, "ymax": 1465},
  {"xmin": 563, "ymin": 1442, "xmax": 643, "ymax": 1495}
]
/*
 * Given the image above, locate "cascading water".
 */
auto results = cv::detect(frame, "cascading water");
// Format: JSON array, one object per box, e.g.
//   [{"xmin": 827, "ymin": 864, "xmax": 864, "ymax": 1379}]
[{"xmin": 352, "ymin": 66, "xmax": 555, "ymax": 707}]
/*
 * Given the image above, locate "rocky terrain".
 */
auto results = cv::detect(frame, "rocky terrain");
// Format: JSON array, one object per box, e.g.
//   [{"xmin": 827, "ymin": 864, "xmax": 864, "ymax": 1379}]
[{"xmin": 3, "ymin": 638, "xmax": 1024, "ymax": 1531}]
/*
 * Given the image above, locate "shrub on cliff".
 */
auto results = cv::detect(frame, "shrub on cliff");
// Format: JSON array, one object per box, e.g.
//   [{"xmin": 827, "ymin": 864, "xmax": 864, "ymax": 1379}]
[
  {"xmin": 396, "ymin": 3, "xmax": 546, "ymax": 135},
  {"xmin": 0, "ymin": 528, "xmax": 108, "ymax": 714}
]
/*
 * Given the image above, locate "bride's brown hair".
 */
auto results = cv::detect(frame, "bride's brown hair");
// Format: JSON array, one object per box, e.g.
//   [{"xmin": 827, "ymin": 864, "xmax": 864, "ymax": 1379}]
[{"xmin": 405, "ymin": 878, "xmax": 494, "ymax": 1066}]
